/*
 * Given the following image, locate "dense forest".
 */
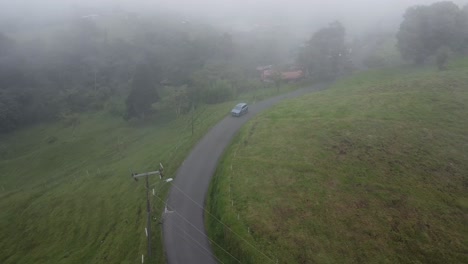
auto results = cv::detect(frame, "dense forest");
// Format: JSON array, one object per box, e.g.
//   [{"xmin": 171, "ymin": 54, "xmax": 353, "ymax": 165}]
[
  {"xmin": 0, "ymin": 10, "xmax": 302, "ymax": 132},
  {"xmin": 1, "ymin": 1, "xmax": 467, "ymax": 133}
]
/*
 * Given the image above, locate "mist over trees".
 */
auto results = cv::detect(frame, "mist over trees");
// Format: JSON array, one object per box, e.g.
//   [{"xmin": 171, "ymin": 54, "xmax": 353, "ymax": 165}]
[
  {"xmin": 297, "ymin": 21, "xmax": 352, "ymax": 80},
  {"xmin": 1, "ymin": 0, "xmax": 468, "ymax": 133},
  {"xmin": 125, "ymin": 64, "xmax": 159, "ymax": 119},
  {"xmin": 0, "ymin": 12, "xmax": 279, "ymax": 132},
  {"xmin": 397, "ymin": 1, "xmax": 468, "ymax": 65}
]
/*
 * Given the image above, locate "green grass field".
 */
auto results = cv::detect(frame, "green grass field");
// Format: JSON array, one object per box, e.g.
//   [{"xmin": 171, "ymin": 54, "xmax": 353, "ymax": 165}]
[
  {"xmin": 0, "ymin": 104, "xmax": 231, "ymax": 264},
  {"xmin": 207, "ymin": 60, "xmax": 468, "ymax": 263},
  {"xmin": 0, "ymin": 81, "xmax": 305, "ymax": 264}
]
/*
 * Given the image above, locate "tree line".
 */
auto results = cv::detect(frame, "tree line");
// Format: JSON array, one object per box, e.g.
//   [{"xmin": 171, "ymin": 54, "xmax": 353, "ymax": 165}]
[
  {"xmin": 296, "ymin": 1, "xmax": 468, "ymax": 80},
  {"xmin": 397, "ymin": 1, "xmax": 468, "ymax": 68},
  {"xmin": 2, "ymin": 1, "xmax": 467, "ymax": 133},
  {"xmin": 0, "ymin": 13, "xmax": 284, "ymax": 132}
]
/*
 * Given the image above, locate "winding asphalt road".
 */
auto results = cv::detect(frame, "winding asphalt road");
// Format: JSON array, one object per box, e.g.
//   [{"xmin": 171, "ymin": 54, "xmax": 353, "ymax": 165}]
[{"xmin": 163, "ymin": 82, "xmax": 330, "ymax": 264}]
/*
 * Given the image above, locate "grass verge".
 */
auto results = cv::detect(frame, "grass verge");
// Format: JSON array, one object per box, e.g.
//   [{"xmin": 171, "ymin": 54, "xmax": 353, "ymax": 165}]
[
  {"xmin": 207, "ymin": 60, "xmax": 468, "ymax": 263},
  {"xmin": 0, "ymin": 81, "xmax": 308, "ymax": 264}
]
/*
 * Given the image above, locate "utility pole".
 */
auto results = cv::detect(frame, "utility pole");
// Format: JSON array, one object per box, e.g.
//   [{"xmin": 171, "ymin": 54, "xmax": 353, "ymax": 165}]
[
  {"xmin": 145, "ymin": 174, "xmax": 151, "ymax": 260},
  {"xmin": 191, "ymin": 102, "xmax": 195, "ymax": 136},
  {"xmin": 132, "ymin": 163, "xmax": 172, "ymax": 263}
]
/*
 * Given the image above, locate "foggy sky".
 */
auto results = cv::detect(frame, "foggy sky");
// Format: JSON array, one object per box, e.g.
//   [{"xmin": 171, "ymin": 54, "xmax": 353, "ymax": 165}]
[{"xmin": 1, "ymin": 0, "xmax": 467, "ymax": 35}]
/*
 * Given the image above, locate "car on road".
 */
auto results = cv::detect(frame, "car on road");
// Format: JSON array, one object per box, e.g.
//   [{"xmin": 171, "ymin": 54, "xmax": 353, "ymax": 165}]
[{"xmin": 231, "ymin": 103, "xmax": 248, "ymax": 117}]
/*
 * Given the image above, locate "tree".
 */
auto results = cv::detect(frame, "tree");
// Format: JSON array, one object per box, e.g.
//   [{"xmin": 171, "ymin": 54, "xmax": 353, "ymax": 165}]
[
  {"xmin": 428, "ymin": 2, "xmax": 465, "ymax": 53},
  {"xmin": 163, "ymin": 86, "xmax": 190, "ymax": 117},
  {"xmin": 125, "ymin": 64, "xmax": 160, "ymax": 119},
  {"xmin": 397, "ymin": 6, "xmax": 431, "ymax": 64},
  {"xmin": 397, "ymin": 2, "xmax": 467, "ymax": 64},
  {"xmin": 217, "ymin": 33, "xmax": 235, "ymax": 61},
  {"xmin": 298, "ymin": 21, "xmax": 351, "ymax": 80}
]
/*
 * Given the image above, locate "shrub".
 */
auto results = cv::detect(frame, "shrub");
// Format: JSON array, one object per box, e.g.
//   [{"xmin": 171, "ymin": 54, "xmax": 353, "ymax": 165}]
[{"xmin": 201, "ymin": 79, "xmax": 233, "ymax": 104}]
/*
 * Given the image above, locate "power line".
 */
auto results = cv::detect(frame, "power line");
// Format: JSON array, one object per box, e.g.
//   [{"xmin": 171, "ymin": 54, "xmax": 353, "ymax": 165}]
[
  {"xmin": 154, "ymin": 195, "xmax": 242, "ymax": 263},
  {"xmin": 170, "ymin": 219, "xmax": 225, "ymax": 264},
  {"xmin": 171, "ymin": 183, "xmax": 276, "ymax": 263},
  {"xmin": 167, "ymin": 205, "xmax": 242, "ymax": 263}
]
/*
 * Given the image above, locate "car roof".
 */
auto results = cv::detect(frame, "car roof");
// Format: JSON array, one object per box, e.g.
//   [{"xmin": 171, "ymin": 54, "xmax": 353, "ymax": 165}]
[{"xmin": 235, "ymin": 103, "xmax": 247, "ymax": 107}]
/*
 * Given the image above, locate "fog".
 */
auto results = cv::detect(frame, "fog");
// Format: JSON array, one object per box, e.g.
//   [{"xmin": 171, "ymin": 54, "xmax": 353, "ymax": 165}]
[
  {"xmin": 0, "ymin": 0, "xmax": 467, "ymax": 132},
  {"xmin": 0, "ymin": 1, "xmax": 467, "ymax": 264},
  {"xmin": 2, "ymin": 0, "xmax": 467, "ymax": 35}
]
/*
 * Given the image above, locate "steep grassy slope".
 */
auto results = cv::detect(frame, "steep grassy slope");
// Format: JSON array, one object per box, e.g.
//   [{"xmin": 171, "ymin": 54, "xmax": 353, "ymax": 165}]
[{"xmin": 207, "ymin": 60, "xmax": 468, "ymax": 263}]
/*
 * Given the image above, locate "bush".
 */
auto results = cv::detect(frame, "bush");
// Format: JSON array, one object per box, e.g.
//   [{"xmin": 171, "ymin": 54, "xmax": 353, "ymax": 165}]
[
  {"xmin": 106, "ymin": 98, "xmax": 127, "ymax": 118},
  {"xmin": 201, "ymin": 79, "xmax": 233, "ymax": 104}
]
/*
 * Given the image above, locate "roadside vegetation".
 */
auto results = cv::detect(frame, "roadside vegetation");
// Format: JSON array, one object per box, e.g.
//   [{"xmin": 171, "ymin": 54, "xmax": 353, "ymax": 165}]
[
  {"xmin": 0, "ymin": 8, "xmax": 312, "ymax": 263},
  {"xmin": 1, "ymin": 1, "xmax": 467, "ymax": 263},
  {"xmin": 207, "ymin": 58, "xmax": 468, "ymax": 263},
  {"xmin": 0, "ymin": 80, "xmax": 307, "ymax": 264},
  {"xmin": 0, "ymin": 7, "xmax": 346, "ymax": 262},
  {"xmin": 0, "ymin": 102, "xmax": 224, "ymax": 264},
  {"xmin": 0, "ymin": 11, "xmax": 305, "ymax": 134}
]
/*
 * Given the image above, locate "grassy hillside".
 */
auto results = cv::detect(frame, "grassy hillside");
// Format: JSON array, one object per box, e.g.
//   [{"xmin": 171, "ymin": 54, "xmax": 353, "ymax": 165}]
[
  {"xmin": 207, "ymin": 60, "xmax": 468, "ymax": 263},
  {"xmin": 0, "ymin": 81, "xmax": 305, "ymax": 264},
  {"xmin": 0, "ymin": 104, "xmax": 230, "ymax": 264}
]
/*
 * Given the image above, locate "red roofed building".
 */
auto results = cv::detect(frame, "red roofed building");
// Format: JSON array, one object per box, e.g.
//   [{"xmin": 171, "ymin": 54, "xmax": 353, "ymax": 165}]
[
  {"xmin": 281, "ymin": 70, "xmax": 304, "ymax": 81},
  {"xmin": 257, "ymin": 66, "xmax": 304, "ymax": 82}
]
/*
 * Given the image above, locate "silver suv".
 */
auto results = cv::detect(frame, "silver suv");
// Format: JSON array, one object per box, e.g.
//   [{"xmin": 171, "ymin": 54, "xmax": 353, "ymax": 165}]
[{"xmin": 231, "ymin": 103, "xmax": 248, "ymax": 117}]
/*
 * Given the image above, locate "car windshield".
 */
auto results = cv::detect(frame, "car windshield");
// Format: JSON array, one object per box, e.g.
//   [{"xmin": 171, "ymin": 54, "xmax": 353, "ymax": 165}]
[{"xmin": 234, "ymin": 105, "xmax": 243, "ymax": 110}]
